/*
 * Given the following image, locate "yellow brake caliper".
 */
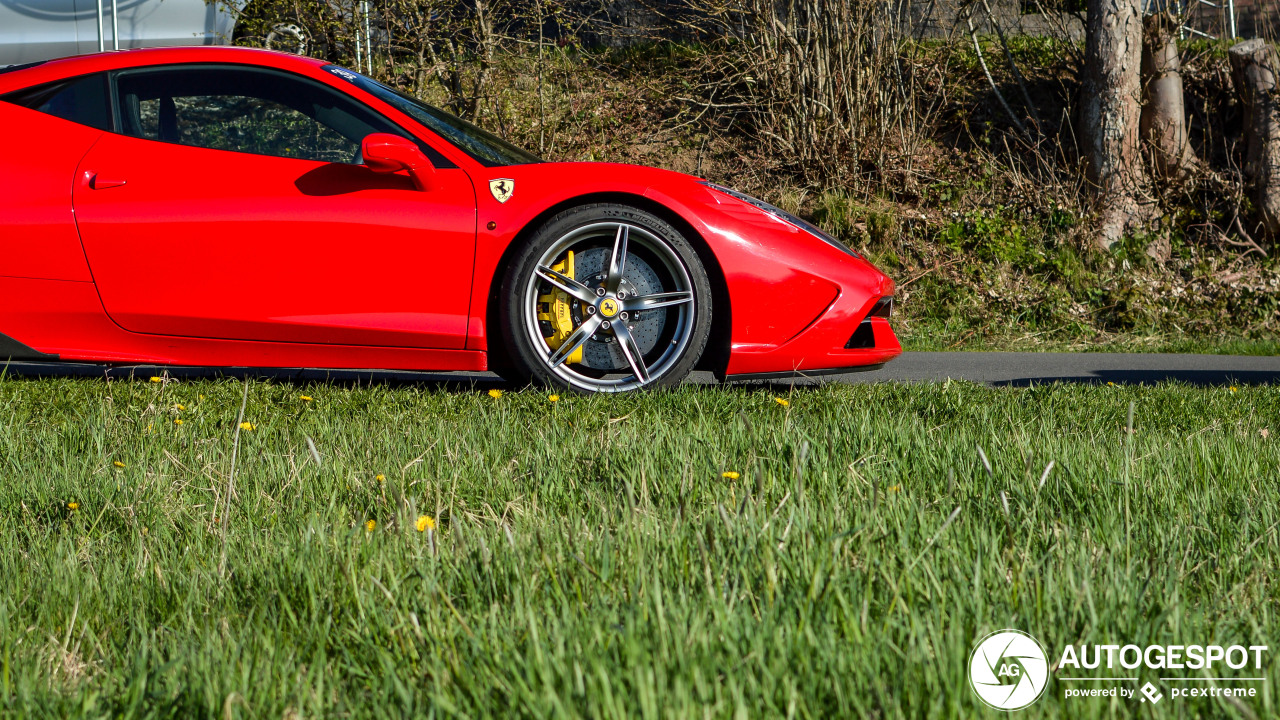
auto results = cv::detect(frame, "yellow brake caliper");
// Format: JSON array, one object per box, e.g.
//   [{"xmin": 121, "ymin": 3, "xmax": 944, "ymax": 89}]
[{"xmin": 537, "ymin": 250, "xmax": 583, "ymax": 365}]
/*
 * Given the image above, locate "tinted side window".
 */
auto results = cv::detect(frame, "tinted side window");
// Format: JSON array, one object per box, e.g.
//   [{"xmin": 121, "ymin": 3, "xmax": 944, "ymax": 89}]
[
  {"xmin": 113, "ymin": 66, "xmax": 401, "ymax": 164},
  {"xmin": 0, "ymin": 73, "xmax": 111, "ymax": 130}
]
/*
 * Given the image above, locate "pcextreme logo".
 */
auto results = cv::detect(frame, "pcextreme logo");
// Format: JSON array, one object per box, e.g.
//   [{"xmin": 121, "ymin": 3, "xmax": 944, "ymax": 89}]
[
  {"xmin": 968, "ymin": 630, "xmax": 1050, "ymax": 711},
  {"xmin": 968, "ymin": 630, "xmax": 1270, "ymax": 711}
]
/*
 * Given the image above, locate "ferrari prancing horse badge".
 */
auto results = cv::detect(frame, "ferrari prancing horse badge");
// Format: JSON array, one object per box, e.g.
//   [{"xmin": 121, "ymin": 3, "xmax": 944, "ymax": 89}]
[{"xmin": 489, "ymin": 179, "xmax": 514, "ymax": 203}]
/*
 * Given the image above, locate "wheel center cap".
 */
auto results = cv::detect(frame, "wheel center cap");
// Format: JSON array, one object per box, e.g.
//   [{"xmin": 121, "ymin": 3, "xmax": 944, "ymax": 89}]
[{"xmin": 598, "ymin": 297, "xmax": 620, "ymax": 318}]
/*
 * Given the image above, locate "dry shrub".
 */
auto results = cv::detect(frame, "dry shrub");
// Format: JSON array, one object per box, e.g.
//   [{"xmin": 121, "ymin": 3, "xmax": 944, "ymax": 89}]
[{"xmin": 668, "ymin": 0, "xmax": 929, "ymax": 185}]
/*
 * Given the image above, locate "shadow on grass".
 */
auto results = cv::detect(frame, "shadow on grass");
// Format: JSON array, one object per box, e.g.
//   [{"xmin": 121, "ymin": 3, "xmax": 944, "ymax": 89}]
[
  {"xmin": 2, "ymin": 361, "xmax": 1278, "ymax": 390},
  {"xmin": 990, "ymin": 370, "xmax": 1280, "ymax": 387},
  {"xmin": 0, "ymin": 361, "xmax": 507, "ymax": 390}
]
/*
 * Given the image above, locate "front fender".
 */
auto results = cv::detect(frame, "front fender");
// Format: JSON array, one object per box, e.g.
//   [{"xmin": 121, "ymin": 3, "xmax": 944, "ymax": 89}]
[{"xmin": 466, "ymin": 163, "xmax": 898, "ymax": 376}]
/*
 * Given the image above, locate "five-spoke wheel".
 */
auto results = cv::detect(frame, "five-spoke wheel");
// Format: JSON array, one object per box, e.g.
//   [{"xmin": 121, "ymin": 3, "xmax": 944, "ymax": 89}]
[{"xmin": 498, "ymin": 204, "xmax": 712, "ymax": 392}]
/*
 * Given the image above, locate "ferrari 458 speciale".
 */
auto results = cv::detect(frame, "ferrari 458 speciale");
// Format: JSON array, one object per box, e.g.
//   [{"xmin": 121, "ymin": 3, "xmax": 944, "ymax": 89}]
[{"xmin": 0, "ymin": 47, "xmax": 899, "ymax": 392}]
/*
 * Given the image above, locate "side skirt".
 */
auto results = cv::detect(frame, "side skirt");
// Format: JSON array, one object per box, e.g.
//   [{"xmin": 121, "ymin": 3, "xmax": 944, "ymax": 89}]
[{"xmin": 0, "ymin": 331, "xmax": 58, "ymax": 361}]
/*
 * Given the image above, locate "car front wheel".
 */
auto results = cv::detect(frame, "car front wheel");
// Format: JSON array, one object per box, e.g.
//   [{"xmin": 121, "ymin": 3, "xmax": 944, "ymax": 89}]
[{"xmin": 498, "ymin": 204, "xmax": 713, "ymax": 393}]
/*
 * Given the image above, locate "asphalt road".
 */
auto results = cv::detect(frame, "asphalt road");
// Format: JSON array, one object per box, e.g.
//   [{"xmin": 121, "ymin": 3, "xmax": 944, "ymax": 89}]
[{"xmin": 4, "ymin": 352, "xmax": 1278, "ymax": 388}]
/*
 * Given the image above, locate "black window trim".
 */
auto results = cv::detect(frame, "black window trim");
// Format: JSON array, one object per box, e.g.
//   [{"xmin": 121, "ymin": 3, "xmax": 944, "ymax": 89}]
[
  {"xmin": 0, "ymin": 60, "xmax": 49, "ymax": 75},
  {"xmin": 104, "ymin": 62, "xmax": 457, "ymax": 169},
  {"xmin": 0, "ymin": 71, "xmax": 115, "ymax": 132}
]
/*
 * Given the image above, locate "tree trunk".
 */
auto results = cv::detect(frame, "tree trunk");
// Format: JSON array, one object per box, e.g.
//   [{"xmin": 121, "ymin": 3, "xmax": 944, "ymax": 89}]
[
  {"xmin": 1141, "ymin": 12, "xmax": 1192, "ymax": 185},
  {"xmin": 1077, "ymin": 0, "xmax": 1149, "ymax": 250},
  {"xmin": 1228, "ymin": 39, "xmax": 1280, "ymax": 240}
]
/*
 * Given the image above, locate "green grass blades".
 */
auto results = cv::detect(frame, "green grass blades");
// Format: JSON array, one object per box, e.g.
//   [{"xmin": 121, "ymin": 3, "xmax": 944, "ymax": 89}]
[{"xmin": 0, "ymin": 377, "xmax": 1276, "ymax": 718}]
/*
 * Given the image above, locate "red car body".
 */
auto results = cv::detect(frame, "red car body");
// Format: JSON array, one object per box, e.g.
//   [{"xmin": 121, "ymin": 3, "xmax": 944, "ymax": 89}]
[{"xmin": 0, "ymin": 47, "xmax": 900, "ymax": 380}]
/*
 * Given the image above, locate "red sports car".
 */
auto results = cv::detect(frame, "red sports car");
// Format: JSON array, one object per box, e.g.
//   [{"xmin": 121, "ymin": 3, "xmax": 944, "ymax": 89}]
[{"xmin": 0, "ymin": 47, "xmax": 899, "ymax": 392}]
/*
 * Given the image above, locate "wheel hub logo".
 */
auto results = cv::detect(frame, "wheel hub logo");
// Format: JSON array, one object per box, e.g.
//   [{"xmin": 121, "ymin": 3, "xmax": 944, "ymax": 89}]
[
  {"xmin": 969, "ymin": 630, "xmax": 1050, "ymax": 711},
  {"xmin": 599, "ymin": 298, "xmax": 619, "ymax": 317}
]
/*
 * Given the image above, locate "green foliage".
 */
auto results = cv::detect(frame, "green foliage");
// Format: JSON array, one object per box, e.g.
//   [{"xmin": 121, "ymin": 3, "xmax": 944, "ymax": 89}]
[
  {"xmin": 1046, "ymin": 243, "xmax": 1092, "ymax": 295},
  {"xmin": 812, "ymin": 191, "xmax": 899, "ymax": 246},
  {"xmin": 1092, "ymin": 279, "xmax": 1156, "ymax": 332},
  {"xmin": 1108, "ymin": 232, "xmax": 1157, "ymax": 269},
  {"xmin": 0, "ymin": 379, "xmax": 1276, "ymax": 717},
  {"xmin": 939, "ymin": 208, "xmax": 1044, "ymax": 267},
  {"xmin": 924, "ymin": 167, "xmax": 995, "ymax": 208},
  {"xmin": 1000, "ymin": 34, "xmax": 1077, "ymax": 67}
]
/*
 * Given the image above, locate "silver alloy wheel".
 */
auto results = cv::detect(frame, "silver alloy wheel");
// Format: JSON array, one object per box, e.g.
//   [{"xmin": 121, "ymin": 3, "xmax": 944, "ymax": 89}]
[
  {"xmin": 522, "ymin": 222, "xmax": 696, "ymax": 392},
  {"xmin": 266, "ymin": 22, "xmax": 311, "ymax": 56}
]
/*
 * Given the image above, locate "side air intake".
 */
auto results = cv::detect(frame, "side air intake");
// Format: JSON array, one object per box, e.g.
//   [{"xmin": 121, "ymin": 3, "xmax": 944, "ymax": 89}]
[{"xmin": 845, "ymin": 297, "xmax": 892, "ymax": 349}]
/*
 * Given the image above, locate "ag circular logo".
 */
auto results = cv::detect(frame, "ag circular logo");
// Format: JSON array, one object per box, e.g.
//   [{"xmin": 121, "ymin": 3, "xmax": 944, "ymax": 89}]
[{"xmin": 969, "ymin": 630, "xmax": 1049, "ymax": 711}]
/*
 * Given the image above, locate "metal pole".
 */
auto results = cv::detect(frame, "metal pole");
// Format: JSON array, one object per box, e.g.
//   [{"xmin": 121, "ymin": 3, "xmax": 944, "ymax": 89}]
[
  {"xmin": 96, "ymin": 0, "xmax": 105, "ymax": 52},
  {"xmin": 354, "ymin": 4, "xmax": 363, "ymax": 72},
  {"xmin": 363, "ymin": 1, "xmax": 372, "ymax": 74},
  {"xmin": 110, "ymin": 0, "xmax": 119, "ymax": 50},
  {"xmin": 1227, "ymin": 0, "xmax": 1237, "ymax": 38}
]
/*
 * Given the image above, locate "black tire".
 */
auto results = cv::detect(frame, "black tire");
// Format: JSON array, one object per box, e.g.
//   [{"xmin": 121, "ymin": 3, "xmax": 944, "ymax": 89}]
[{"xmin": 497, "ymin": 203, "xmax": 713, "ymax": 393}]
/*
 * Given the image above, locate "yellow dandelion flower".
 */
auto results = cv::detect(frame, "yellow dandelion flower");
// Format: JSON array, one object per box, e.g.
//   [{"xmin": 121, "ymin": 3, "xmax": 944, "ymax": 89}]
[
  {"xmin": 888, "ymin": 485, "xmax": 902, "ymax": 492},
  {"xmin": 174, "ymin": 419, "xmax": 183, "ymax": 425},
  {"xmin": 300, "ymin": 395, "xmax": 313, "ymax": 402},
  {"xmin": 548, "ymin": 394, "xmax": 560, "ymax": 402},
  {"xmin": 1107, "ymin": 382, "xmax": 1115, "ymax": 387},
  {"xmin": 67, "ymin": 502, "xmax": 79, "ymax": 511},
  {"xmin": 239, "ymin": 422, "xmax": 254, "ymax": 431},
  {"xmin": 112, "ymin": 461, "xmax": 126, "ymax": 468},
  {"xmin": 1230, "ymin": 386, "xmax": 1239, "ymax": 393},
  {"xmin": 376, "ymin": 474, "xmax": 386, "ymax": 483},
  {"xmin": 722, "ymin": 471, "xmax": 740, "ymax": 480},
  {"xmin": 775, "ymin": 397, "xmax": 789, "ymax": 407},
  {"xmin": 416, "ymin": 515, "xmax": 435, "ymax": 532},
  {"xmin": 199, "ymin": 394, "xmax": 205, "ymax": 400},
  {"xmin": 488, "ymin": 389, "xmax": 503, "ymax": 399},
  {"xmin": 149, "ymin": 376, "xmax": 162, "ymax": 383},
  {"xmin": 365, "ymin": 519, "xmax": 376, "ymax": 532}
]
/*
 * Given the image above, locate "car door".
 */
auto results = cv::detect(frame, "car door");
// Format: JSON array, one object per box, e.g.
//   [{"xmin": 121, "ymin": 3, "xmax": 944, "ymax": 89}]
[
  {"xmin": 0, "ymin": 76, "xmax": 110, "ymax": 282},
  {"xmin": 73, "ymin": 63, "xmax": 478, "ymax": 350}
]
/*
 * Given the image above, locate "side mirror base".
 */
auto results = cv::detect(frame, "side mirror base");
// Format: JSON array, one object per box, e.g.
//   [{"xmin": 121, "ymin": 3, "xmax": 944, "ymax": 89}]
[{"xmin": 361, "ymin": 133, "xmax": 437, "ymax": 191}]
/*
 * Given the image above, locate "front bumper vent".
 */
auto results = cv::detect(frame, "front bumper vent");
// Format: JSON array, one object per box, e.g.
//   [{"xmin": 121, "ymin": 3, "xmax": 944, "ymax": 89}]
[
  {"xmin": 868, "ymin": 296, "xmax": 893, "ymax": 319},
  {"xmin": 846, "ymin": 323, "xmax": 876, "ymax": 349},
  {"xmin": 845, "ymin": 297, "xmax": 892, "ymax": 349}
]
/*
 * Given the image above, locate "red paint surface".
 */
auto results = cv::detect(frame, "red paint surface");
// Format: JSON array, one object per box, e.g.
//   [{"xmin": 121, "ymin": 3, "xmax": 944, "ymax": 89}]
[
  {"xmin": 0, "ymin": 104, "xmax": 99, "ymax": 282},
  {"xmin": 74, "ymin": 132, "xmax": 477, "ymax": 349}
]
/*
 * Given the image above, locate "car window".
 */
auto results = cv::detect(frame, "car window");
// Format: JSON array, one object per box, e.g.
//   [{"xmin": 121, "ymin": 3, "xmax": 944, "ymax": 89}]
[
  {"xmin": 323, "ymin": 65, "xmax": 541, "ymax": 167},
  {"xmin": 112, "ymin": 65, "xmax": 454, "ymax": 166},
  {"xmin": 0, "ymin": 72, "xmax": 111, "ymax": 130}
]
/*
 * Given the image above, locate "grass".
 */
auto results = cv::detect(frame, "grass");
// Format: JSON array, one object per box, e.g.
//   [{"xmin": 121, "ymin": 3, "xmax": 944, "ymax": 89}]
[
  {"xmin": 1, "ymin": 376, "xmax": 1277, "ymax": 718},
  {"xmin": 897, "ymin": 325, "xmax": 1280, "ymax": 356}
]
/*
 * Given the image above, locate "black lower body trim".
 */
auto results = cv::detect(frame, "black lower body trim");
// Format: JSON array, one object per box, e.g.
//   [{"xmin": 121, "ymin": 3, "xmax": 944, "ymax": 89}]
[
  {"xmin": 726, "ymin": 363, "xmax": 885, "ymax": 382},
  {"xmin": 0, "ymin": 332, "xmax": 58, "ymax": 361}
]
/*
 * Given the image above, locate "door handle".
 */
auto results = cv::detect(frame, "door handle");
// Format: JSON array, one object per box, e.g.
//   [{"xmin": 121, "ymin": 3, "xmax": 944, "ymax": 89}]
[{"xmin": 85, "ymin": 172, "xmax": 127, "ymax": 190}]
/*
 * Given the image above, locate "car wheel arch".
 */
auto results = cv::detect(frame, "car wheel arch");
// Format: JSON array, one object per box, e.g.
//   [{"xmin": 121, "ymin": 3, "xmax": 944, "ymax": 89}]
[{"xmin": 484, "ymin": 191, "xmax": 732, "ymax": 379}]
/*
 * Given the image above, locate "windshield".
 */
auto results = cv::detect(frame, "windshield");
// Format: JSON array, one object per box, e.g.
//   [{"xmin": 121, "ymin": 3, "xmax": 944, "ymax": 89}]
[{"xmin": 323, "ymin": 65, "xmax": 541, "ymax": 167}]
